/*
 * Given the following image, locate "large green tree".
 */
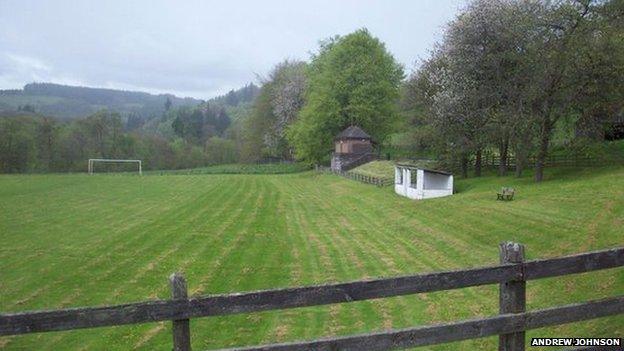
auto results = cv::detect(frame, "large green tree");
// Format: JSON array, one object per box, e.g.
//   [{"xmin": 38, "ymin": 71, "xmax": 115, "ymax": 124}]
[
  {"xmin": 288, "ymin": 29, "xmax": 404, "ymax": 163},
  {"xmin": 408, "ymin": 0, "xmax": 624, "ymax": 181},
  {"xmin": 525, "ymin": 0, "xmax": 624, "ymax": 181},
  {"xmin": 418, "ymin": 0, "xmax": 542, "ymax": 178}
]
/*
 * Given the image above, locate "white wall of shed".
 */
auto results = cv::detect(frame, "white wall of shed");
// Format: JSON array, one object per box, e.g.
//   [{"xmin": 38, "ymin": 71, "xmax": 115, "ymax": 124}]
[{"xmin": 395, "ymin": 167, "xmax": 454, "ymax": 200}]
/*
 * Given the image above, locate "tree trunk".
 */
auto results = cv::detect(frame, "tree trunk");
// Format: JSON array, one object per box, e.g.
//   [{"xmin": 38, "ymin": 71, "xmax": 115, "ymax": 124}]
[
  {"xmin": 498, "ymin": 139, "xmax": 509, "ymax": 176},
  {"xmin": 535, "ymin": 119, "xmax": 552, "ymax": 183},
  {"xmin": 474, "ymin": 149, "xmax": 482, "ymax": 177},
  {"xmin": 461, "ymin": 153, "xmax": 469, "ymax": 179},
  {"xmin": 515, "ymin": 161, "xmax": 523, "ymax": 177},
  {"xmin": 515, "ymin": 148, "xmax": 525, "ymax": 178},
  {"xmin": 514, "ymin": 132, "xmax": 530, "ymax": 178}
]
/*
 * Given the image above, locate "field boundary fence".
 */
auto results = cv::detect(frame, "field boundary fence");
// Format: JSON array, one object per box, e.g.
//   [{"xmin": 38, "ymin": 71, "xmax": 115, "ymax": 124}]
[
  {"xmin": 315, "ymin": 165, "xmax": 393, "ymax": 187},
  {"xmin": 462, "ymin": 153, "xmax": 624, "ymax": 171},
  {"xmin": 1, "ymin": 244, "xmax": 622, "ymax": 351}
]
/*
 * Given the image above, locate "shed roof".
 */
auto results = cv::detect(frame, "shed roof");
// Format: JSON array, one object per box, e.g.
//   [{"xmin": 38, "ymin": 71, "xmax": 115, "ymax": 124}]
[
  {"xmin": 336, "ymin": 126, "xmax": 371, "ymax": 140},
  {"xmin": 395, "ymin": 163, "xmax": 452, "ymax": 176}
]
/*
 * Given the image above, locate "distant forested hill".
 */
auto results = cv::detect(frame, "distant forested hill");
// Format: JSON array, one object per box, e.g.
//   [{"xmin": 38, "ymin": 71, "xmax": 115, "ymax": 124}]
[
  {"xmin": 0, "ymin": 82, "xmax": 260, "ymax": 123},
  {"xmin": 0, "ymin": 82, "xmax": 261, "ymax": 173},
  {"xmin": 0, "ymin": 83, "xmax": 203, "ymax": 120}
]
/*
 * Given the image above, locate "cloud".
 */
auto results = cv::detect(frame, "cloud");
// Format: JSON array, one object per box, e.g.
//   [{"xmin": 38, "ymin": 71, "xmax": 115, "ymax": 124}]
[
  {"xmin": 0, "ymin": 0, "xmax": 465, "ymax": 99},
  {"xmin": 4, "ymin": 53, "xmax": 51, "ymax": 72},
  {"xmin": 0, "ymin": 53, "xmax": 86, "ymax": 89}
]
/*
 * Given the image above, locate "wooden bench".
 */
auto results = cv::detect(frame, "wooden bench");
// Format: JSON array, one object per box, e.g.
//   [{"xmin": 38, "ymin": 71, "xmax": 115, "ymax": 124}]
[{"xmin": 497, "ymin": 187, "xmax": 515, "ymax": 201}]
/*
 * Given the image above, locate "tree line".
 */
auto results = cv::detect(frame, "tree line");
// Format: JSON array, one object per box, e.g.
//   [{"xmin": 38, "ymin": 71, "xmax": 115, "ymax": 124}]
[
  {"xmin": 239, "ymin": 0, "xmax": 624, "ymax": 182},
  {"xmin": 405, "ymin": 0, "xmax": 624, "ymax": 181},
  {"xmin": 1, "ymin": 0, "xmax": 623, "ymax": 180},
  {"xmin": 0, "ymin": 81, "xmax": 263, "ymax": 173},
  {"xmin": 0, "ymin": 104, "xmax": 236, "ymax": 173}
]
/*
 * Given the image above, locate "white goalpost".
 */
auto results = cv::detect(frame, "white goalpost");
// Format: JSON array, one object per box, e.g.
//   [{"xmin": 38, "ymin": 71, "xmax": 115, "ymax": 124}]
[{"xmin": 88, "ymin": 159, "xmax": 142, "ymax": 175}]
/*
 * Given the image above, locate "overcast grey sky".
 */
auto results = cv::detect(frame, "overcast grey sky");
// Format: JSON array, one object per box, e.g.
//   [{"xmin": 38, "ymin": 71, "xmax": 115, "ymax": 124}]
[{"xmin": 0, "ymin": 0, "xmax": 466, "ymax": 99}]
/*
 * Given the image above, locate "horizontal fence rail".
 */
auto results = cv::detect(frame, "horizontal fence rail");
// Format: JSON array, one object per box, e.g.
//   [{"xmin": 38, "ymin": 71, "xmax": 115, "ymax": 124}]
[
  {"xmin": 219, "ymin": 296, "xmax": 624, "ymax": 351},
  {"xmin": 0, "ymin": 245, "xmax": 622, "ymax": 351},
  {"xmin": 316, "ymin": 165, "xmax": 393, "ymax": 186},
  {"xmin": 469, "ymin": 154, "xmax": 624, "ymax": 170},
  {"xmin": 0, "ymin": 265, "xmax": 521, "ymax": 335}
]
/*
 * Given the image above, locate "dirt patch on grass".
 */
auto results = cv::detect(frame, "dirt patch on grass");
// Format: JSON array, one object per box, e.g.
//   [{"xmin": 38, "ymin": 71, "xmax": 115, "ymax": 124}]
[{"xmin": 133, "ymin": 322, "xmax": 165, "ymax": 349}]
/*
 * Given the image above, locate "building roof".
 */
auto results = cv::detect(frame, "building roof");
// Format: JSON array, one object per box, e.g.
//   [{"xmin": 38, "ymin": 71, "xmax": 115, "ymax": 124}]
[
  {"xmin": 336, "ymin": 126, "xmax": 371, "ymax": 140},
  {"xmin": 395, "ymin": 163, "xmax": 452, "ymax": 176}
]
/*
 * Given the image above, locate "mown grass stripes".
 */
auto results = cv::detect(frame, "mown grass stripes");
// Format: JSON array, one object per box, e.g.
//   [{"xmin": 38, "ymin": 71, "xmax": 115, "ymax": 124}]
[{"xmin": 0, "ymin": 168, "xmax": 622, "ymax": 350}]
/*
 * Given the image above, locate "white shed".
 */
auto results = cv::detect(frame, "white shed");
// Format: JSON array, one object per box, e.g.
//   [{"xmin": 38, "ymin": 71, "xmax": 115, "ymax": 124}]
[{"xmin": 394, "ymin": 164, "xmax": 453, "ymax": 200}]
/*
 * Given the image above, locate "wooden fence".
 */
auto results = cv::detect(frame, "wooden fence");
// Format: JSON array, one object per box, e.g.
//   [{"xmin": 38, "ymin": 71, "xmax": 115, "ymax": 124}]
[
  {"xmin": 478, "ymin": 153, "xmax": 624, "ymax": 169},
  {"xmin": 316, "ymin": 165, "xmax": 393, "ymax": 187},
  {"xmin": 1, "ymin": 243, "xmax": 623, "ymax": 351}
]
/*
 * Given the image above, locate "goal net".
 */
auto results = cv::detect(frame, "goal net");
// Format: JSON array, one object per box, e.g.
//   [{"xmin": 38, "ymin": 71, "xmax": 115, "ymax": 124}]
[{"xmin": 88, "ymin": 159, "xmax": 142, "ymax": 175}]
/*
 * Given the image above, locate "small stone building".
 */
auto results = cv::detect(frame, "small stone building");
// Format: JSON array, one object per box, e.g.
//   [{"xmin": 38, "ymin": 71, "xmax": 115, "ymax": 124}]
[
  {"xmin": 394, "ymin": 164, "xmax": 453, "ymax": 200},
  {"xmin": 331, "ymin": 126, "xmax": 377, "ymax": 171}
]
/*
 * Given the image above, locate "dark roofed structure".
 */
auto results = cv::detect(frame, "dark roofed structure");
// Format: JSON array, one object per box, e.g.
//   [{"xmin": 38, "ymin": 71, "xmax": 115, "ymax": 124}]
[
  {"xmin": 331, "ymin": 126, "xmax": 377, "ymax": 172},
  {"xmin": 335, "ymin": 126, "xmax": 371, "ymax": 140}
]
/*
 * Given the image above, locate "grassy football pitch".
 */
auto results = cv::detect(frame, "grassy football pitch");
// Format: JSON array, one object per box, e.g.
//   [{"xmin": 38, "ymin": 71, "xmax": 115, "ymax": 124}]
[{"xmin": 0, "ymin": 168, "xmax": 622, "ymax": 350}]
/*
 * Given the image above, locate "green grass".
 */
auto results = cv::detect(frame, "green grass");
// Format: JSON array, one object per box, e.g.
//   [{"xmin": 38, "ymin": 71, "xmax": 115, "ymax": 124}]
[
  {"xmin": 351, "ymin": 160, "xmax": 396, "ymax": 178},
  {"xmin": 352, "ymin": 160, "xmax": 441, "ymax": 179},
  {"xmin": 550, "ymin": 139, "xmax": 624, "ymax": 160},
  {"xmin": 149, "ymin": 163, "xmax": 311, "ymax": 175},
  {"xmin": 0, "ymin": 167, "xmax": 622, "ymax": 350}
]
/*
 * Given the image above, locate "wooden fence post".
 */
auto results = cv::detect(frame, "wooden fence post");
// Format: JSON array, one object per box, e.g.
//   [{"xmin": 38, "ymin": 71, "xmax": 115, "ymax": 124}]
[
  {"xmin": 170, "ymin": 273, "xmax": 191, "ymax": 351},
  {"xmin": 499, "ymin": 242, "xmax": 526, "ymax": 351}
]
